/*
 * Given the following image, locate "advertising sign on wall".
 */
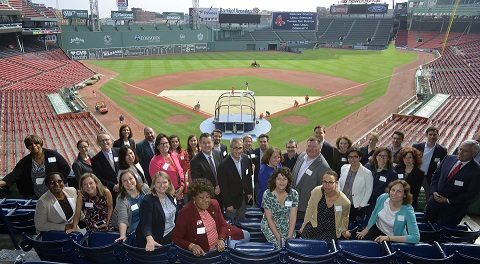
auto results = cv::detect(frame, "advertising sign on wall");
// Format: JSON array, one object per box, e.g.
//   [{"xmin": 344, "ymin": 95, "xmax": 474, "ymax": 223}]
[
  {"xmin": 111, "ymin": 11, "xmax": 134, "ymax": 20},
  {"xmin": 117, "ymin": 0, "xmax": 128, "ymax": 8},
  {"xmin": 366, "ymin": 4, "xmax": 388, "ymax": 14},
  {"xmin": 271, "ymin": 12, "xmax": 317, "ymax": 30},
  {"xmin": 62, "ymin": 9, "xmax": 88, "ymax": 19},
  {"xmin": 163, "ymin": 12, "xmax": 185, "ymax": 20},
  {"xmin": 330, "ymin": 5, "xmax": 349, "ymax": 14},
  {"xmin": 189, "ymin": 8, "xmax": 219, "ymax": 19}
]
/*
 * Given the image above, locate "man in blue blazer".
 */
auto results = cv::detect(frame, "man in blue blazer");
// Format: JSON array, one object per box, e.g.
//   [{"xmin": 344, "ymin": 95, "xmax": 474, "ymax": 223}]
[
  {"xmin": 424, "ymin": 140, "xmax": 480, "ymax": 225},
  {"xmin": 91, "ymin": 132, "xmax": 119, "ymax": 195},
  {"xmin": 136, "ymin": 127, "xmax": 155, "ymax": 185},
  {"xmin": 253, "ymin": 134, "xmax": 269, "ymax": 206}
]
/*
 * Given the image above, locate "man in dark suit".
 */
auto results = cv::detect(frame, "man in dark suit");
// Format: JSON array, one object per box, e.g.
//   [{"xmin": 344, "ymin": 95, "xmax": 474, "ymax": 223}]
[
  {"xmin": 314, "ymin": 124, "xmax": 334, "ymax": 168},
  {"xmin": 91, "ymin": 132, "xmax": 119, "ymax": 195},
  {"xmin": 135, "ymin": 127, "xmax": 155, "ymax": 185},
  {"xmin": 282, "ymin": 139, "xmax": 298, "ymax": 172},
  {"xmin": 218, "ymin": 138, "xmax": 253, "ymax": 223},
  {"xmin": 212, "ymin": 129, "xmax": 228, "ymax": 159},
  {"xmin": 253, "ymin": 134, "xmax": 269, "ymax": 206},
  {"xmin": 412, "ymin": 126, "xmax": 447, "ymax": 196},
  {"xmin": 424, "ymin": 140, "xmax": 480, "ymax": 225},
  {"xmin": 190, "ymin": 132, "xmax": 223, "ymax": 208}
]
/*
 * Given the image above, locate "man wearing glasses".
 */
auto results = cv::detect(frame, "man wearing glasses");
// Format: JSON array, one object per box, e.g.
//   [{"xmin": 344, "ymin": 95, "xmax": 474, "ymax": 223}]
[
  {"xmin": 282, "ymin": 139, "xmax": 298, "ymax": 172},
  {"xmin": 91, "ymin": 132, "xmax": 120, "ymax": 195}
]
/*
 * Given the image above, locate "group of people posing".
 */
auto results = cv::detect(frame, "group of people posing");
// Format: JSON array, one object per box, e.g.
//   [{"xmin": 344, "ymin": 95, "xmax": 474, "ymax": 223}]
[{"xmin": 0, "ymin": 124, "xmax": 479, "ymax": 253}]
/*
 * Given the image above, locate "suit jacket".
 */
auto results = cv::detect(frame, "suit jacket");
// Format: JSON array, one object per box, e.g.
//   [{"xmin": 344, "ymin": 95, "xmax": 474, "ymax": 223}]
[
  {"xmin": 292, "ymin": 152, "xmax": 331, "ymax": 212},
  {"xmin": 282, "ymin": 152, "xmax": 298, "ymax": 172},
  {"xmin": 3, "ymin": 148, "xmax": 71, "ymax": 197},
  {"xmin": 113, "ymin": 138, "xmax": 136, "ymax": 151},
  {"xmin": 91, "ymin": 148, "xmax": 120, "ymax": 194},
  {"xmin": 172, "ymin": 199, "xmax": 228, "ymax": 252},
  {"xmin": 321, "ymin": 140, "xmax": 334, "ymax": 168},
  {"xmin": 412, "ymin": 142, "xmax": 447, "ymax": 183},
  {"xmin": 72, "ymin": 152, "xmax": 94, "ymax": 182},
  {"xmin": 339, "ymin": 164, "xmax": 373, "ymax": 208},
  {"xmin": 34, "ymin": 187, "xmax": 78, "ymax": 232},
  {"xmin": 135, "ymin": 139, "xmax": 155, "ymax": 185},
  {"xmin": 394, "ymin": 165, "xmax": 424, "ymax": 209},
  {"xmin": 218, "ymin": 154, "xmax": 253, "ymax": 209},
  {"xmin": 428, "ymin": 155, "xmax": 480, "ymax": 223},
  {"xmin": 190, "ymin": 150, "xmax": 222, "ymax": 187},
  {"xmin": 136, "ymin": 193, "xmax": 176, "ymax": 247},
  {"xmin": 253, "ymin": 148, "xmax": 262, "ymax": 183},
  {"xmin": 215, "ymin": 143, "xmax": 228, "ymax": 159}
]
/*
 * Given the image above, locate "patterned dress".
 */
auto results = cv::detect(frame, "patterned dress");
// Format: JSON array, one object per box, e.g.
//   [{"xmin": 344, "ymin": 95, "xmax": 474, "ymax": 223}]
[
  {"xmin": 260, "ymin": 189, "xmax": 299, "ymax": 248},
  {"xmin": 83, "ymin": 194, "xmax": 113, "ymax": 231},
  {"xmin": 301, "ymin": 188, "xmax": 337, "ymax": 241}
]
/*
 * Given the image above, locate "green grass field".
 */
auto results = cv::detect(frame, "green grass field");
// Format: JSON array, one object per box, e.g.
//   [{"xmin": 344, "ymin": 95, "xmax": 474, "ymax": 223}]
[{"xmin": 88, "ymin": 44, "xmax": 417, "ymax": 148}]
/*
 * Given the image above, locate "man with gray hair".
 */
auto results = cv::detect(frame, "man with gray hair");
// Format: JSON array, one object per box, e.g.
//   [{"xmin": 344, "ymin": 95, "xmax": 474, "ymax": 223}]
[
  {"xmin": 282, "ymin": 139, "xmax": 298, "ymax": 171},
  {"xmin": 424, "ymin": 140, "xmax": 480, "ymax": 225},
  {"xmin": 218, "ymin": 138, "xmax": 253, "ymax": 223}
]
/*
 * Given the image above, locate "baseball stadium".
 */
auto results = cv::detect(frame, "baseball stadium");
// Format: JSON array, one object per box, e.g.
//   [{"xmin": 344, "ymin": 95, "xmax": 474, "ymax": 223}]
[{"xmin": 0, "ymin": 0, "xmax": 480, "ymax": 262}]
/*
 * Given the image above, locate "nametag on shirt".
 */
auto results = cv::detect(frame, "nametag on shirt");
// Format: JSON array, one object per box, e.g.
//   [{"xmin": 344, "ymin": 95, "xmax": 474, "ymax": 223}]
[
  {"xmin": 47, "ymin": 157, "xmax": 56, "ymax": 163},
  {"xmin": 162, "ymin": 163, "xmax": 169, "ymax": 170},
  {"xmin": 114, "ymin": 157, "xmax": 119, "ymax": 162},
  {"xmin": 341, "ymin": 157, "xmax": 347, "ymax": 162},
  {"xmin": 434, "ymin": 158, "xmax": 440, "ymax": 162},
  {"xmin": 246, "ymin": 169, "xmax": 249, "ymax": 175},
  {"xmin": 180, "ymin": 156, "xmax": 185, "ymax": 160},
  {"xmin": 35, "ymin": 178, "xmax": 45, "ymax": 185},
  {"xmin": 335, "ymin": 206, "xmax": 342, "ymax": 212},
  {"xmin": 454, "ymin": 180, "xmax": 464, "ymax": 187},
  {"xmin": 285, "ymin": 201, "xmax": 293, "ymax": 207},
  {"xmin": 397, "ymin": 215, "xmax": 405, "ymax": 222},
  {"xmin": 197, "ymin": 227, "xmax": 206, "ymax": 234},
  {"xmin": 379, "ymin": 176, "xmax": 387, "ymax": 182},
  {"xmin": 85, "ymin": 202, "xmax": 94, "ymax": 208},
  {"xmin": 131, "ymin": 204, "xmax": 139, "ymax": 211},
  {"xmin": 305, "ymin": 169, "xmax": 312, "ymax": 176},
  {"xmin": 250, "ymin": 154, "xmax": 256, "ymax": 159},
  {"xmin": 398, "ymin": 174, "xmax": 404, "ymax": 179},
  {"xmin": 223, "ymin": 151, "xmax": 227, "ymax": 156}
]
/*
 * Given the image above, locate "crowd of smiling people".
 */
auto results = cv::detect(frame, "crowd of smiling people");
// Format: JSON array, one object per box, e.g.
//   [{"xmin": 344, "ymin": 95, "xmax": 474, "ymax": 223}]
[{"xmin": 0, "ymin": 124, "xmax": 479, "ymax": 253}]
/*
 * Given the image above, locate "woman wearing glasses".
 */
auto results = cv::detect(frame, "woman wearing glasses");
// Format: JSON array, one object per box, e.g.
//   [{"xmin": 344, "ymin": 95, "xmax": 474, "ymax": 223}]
[
  {"xmin": 299, "ymin": 170, "xmax": 351, "ymax": 240},
  {"xmin": 72, "ymin": 139, "xmax": 94, "ymax": 184},
  {"xmin": 34, "ymin": 172, "xmax": 80, "ymax": 232},
  {"xmin": 338, "ymin": 148, "xmax": 373, "ymax": 223}
]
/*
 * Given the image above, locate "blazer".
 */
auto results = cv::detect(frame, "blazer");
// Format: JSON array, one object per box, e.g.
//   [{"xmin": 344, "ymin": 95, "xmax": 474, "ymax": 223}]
[
  {"xmin": 149, "ymin": 153, "xmax": 185, "ymax": 190},
  {"xmin": 3, "ymin": 148, "xmax": 70, "ymax": 197},
  {"xmin": 339, "ymin": 164, "xmax": 373, "ymax": 208},
  {"xmin": 412, "ymin": 142, "xmax": 447, "ymax": 183},
  {"xmin": 292, "ymin": 152, "xmax": 331, "ymax": 212},
  {"xmin": 428, "ymin": 155, "xmax": 480, "ymax": 224},
  {"xmin": 253, "ymin": 148, "xmax": 262, "ymax": 184},
  {"xmin": 282, "ymin": 152, "xmax": 298, "ymax": 172},
  {"xmin": 218, "ymin": 154, "xmax": 253, "ymax": 209},
  {"xmin": 136, "ymin": 193, "xmax": 177, "ymax": 247},
  {"xmin": 190, "ymin": 150, "xmax": 222, "ymax": 187},
  {"xmin": 367, "ymin": 193, "xmax": 420, "ymax": 244},
  {"xmin": 216, "ymin": 143, "xmax": 228, "ymax": 159},
  {"xmin": 394, "ymin": 165, "xmax": 424, "ymax": 209},
  {"xmin": 360, "ymin": 146, "xmax": 376, "ymax": 165},
  {"xmin": 365, "ymin": 163, "xmax": 398, "ymax": 206},
  {"xmin": 172, "ymin": 199, "xmax": 228, "ymax": 252},
  {"xmin": 321, "ymin": 140, "xmax": 335, "ymax": 168},
  {"xmin": 113, "ymin": 138, "xmax": 136, "ymax": 151},
  {"xmin": 332, "ymin": 148, "xmax": 348, "ymax": 176},
  {"xmin": 135, "ymin": 139, "xmax": 155, "ymax": 185},
  {"xmin": 300, "ymin": 186, "xmax": 350, "ymax": 239},
  {"xmin": 34, "ymin": 187, "xmax": 78, "ymax": 232},
  {"xmin": 112, "ymin": 184, "xmax": 150, "ymax": 232},
  {"xmin": 91, "ymin": 148, "xmax": 120, "ymax": 194},
  {"xmin": 72, "ymin": 152, "xmax": 94, "ymax": 183}
]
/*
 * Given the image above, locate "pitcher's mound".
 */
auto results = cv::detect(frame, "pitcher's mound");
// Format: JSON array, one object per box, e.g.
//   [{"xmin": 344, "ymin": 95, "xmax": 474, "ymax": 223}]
[
  {"xmin": 165, "ymin": 114, "xmax": 192, "ymax": 124},
  {"xmin": 281, "ymin": 115, "xmax": 309, "ymax": 125}
]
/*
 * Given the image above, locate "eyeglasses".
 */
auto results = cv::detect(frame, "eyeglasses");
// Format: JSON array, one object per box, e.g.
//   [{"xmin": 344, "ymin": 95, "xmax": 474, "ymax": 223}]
[
  {"xmin": 48, "ymin": 179, "xmax": 63, "ymax": 185},
  {"xmin": 159, "ymin": 142, "xmax": 169, "ymax": 146},
  {"xmin": 347, "ymin": 156, "xmax": 359, "ymax": 159},
  {"xmin": 322, "ymin": 181, "xmax": 335, "ymax": 186}
]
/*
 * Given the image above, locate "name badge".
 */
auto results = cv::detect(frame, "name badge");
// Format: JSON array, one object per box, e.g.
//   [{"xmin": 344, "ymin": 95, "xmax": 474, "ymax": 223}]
[
  {"xmin": 285, "ymin": 201, "xmax": 293, "ymax": 207},
  {"xmin": 114, "ymin": 157, "xmax": 119, "ymax": 162},
  {"xmin": 379, "ymin": 176, "xmax": 386, "ymax": 182},
  {"xmin": 250, "ymin": 154, "xmax": 256, "ymax": 159},
  {"xmin": 180, "ymin": 156, "xmax": 185, "ymax": 160},
  {"xmin": 47, "ymin": 157, "xmax": 56, "ymax": 163},
  {"xmin": 85, "ymin": 202, "xmax": 94, "ymax": 208},
  {"xmin": 246, "ymin": 169, "xmax": 249, "ymax": 175},
  {"xmin": 305, "ymin": 169, "xmax": 312, "ymax": 176},
  {"xmin": 35, "ymin": 178, "xmax": 45, "ymax": 185},
  {"xmin": 434, "ymin": 158, "xmax": 440, "ymax": 162},
  {"xmin": 131, "ymin": 204, "xmax": 139, "ymax": 211},
  {"xmin": 397, "ymin": 215, "xmax": 405, "ymax": 222},
  {"xmin": 162, "ymin": 163, "xmax": 169, "ymax": 170},
  {"xmin": 335, "ymin": 205, "xmax": 342, "ymax": 212},
  {"xmin": 197, "ymin": 227, "xmax": 206, "ymax": 234},
  {"xmin": 341, "ymin": 157, "xmax": 347, "ymax": 162},
  {"xmin": 223, "ymin": 151, "xmax": 227, "ymax": 156},
  {"xmin": 398, "ymin": 174, "xmax": 404, "ymax": 179},
  {"xmin": 454, "ymin": 180, "xmax": 464, "ymax": 187}
]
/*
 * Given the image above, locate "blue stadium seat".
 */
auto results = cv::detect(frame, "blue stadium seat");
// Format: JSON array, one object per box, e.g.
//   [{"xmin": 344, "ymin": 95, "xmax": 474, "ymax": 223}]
[
  {"xmin": 123, "ymin": 242, "xmax": 177, "ymax": 264},
  {"xmin": 0, "ymin": 198, "xmax": 30, "ymax": 209},
  {"xmin": 390, "ymin": 241, "xmax": 453, "ymax": 264},
  {"xmin": 245, "ymin": 207, "xmax": 263, "ymax": 219},
  {"xmin": 73, "ymin": 231, "xmax": 128, "ymax": 264},
  {"xmin": 336, "ymin": 240, "xmax": 395, "ymax": 263},
  {"xmin": 418, "ymin": 222, "xmax": 443, "ymax": 243},
  {"xmin": 236, "ymin": 218, "xmax": 267, "ymax": 243},
  {"xmin": 5, "ymin": 208, "xmax": 36, "ymax": 235},
  {"xmin": 441, "ymin": 222, "xmax": 480, "ymax": 244},
  {"xmin": 21, "ymin": 231, "xmax": 83, "ymax": 264},
  {"xmin": 285, "ymin": 238, "xmax": 338, "ymax": 263},
  {"xmin": 441, "ymin": 242, "xmax": 480, "ymax": 264},
  {"xmin": 175, "ymin": 244, "xmax": 229, "ymax": 264},
  {"xmin": 229, "ymin": 242, "xmax": 284, "ymax": 264}
]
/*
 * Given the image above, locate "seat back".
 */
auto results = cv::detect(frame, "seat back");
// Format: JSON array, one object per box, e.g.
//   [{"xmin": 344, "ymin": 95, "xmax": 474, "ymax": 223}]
[
  {"xmin": 285, "ymin": 239, "xmax": 337, "ymax": 264},
  {"xmin": 418, "ymin": 222, "xmax": 443, "ymax": 243},
  {"xmin": 390, "ymin": 242, "xmax": 449, "ymax": 263},
  {"xmin": 175, "ymin": 245, "xmax": 229, "ymax": 264},
  {"xmin": 236, "ymin": 218, "xmax": 267, "ymax": 242},
  {"xmin": 123, "ymin": 243, "xmax": 177, "ymax": 264},
  {"xmin": 74, "ymin": 231, "xmax": 128, "ymax": 264},
  {"xmin": 442, "ymin": 223, "xmax": 480, "ymax": 244},
  {"xmin": 245, "ymin": 208, "xmax": 263, "ymax": 219},
  {"xmin": 336, "ymin": 240, "xmax": 395, "ymax": 264},
  {"xmin": 21, "ymin": 232, "xmax": 83, "ymax": 264},
  {"xmin": 230, "ymin": 242, "xmax": 281, "ymax": 263},
  {"xmin": 441, "ymin": 242, "xmax": 480, "ymax": 264}
]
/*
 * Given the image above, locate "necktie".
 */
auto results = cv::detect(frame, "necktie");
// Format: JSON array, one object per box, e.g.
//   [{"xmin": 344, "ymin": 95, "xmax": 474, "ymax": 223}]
[
  {"xmin": 446, "ymin": 161, "xmax": 462, "ymax": 182},
  {"xmin": 208, "ymin": 156, "xmax": 217, "ymax": 184},
  {"xmin": 108, "ymin": 154, "xmax": 115, "ymax": 170}
]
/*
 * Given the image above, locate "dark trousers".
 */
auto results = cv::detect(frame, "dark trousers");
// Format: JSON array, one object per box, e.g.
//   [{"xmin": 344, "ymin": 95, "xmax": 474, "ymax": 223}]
[{"xmin": 363, "ymin": 224, "xmax": 386, "ymax": 241}]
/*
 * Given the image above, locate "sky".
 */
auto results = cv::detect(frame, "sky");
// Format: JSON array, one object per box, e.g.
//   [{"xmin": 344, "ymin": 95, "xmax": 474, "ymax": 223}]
[{"xmin": 33, "ymin": 0, "xmax": 399, "ymax": 18}]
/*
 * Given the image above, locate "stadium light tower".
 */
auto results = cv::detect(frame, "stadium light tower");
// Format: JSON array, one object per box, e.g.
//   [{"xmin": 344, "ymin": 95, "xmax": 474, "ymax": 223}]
[
  {"xmin": 89, "ymin": 0, "xmax": 100, "ymax": 31},
  {"xmin": 192, "ymin": 0, "xmax": 199, "ymax": 30}
]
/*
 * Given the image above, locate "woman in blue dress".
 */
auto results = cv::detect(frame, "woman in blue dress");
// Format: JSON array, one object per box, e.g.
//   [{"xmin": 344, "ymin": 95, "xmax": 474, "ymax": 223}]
[{"xmin": 257, "ymin": 146, "xmax": 283, "ymax": 208}]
